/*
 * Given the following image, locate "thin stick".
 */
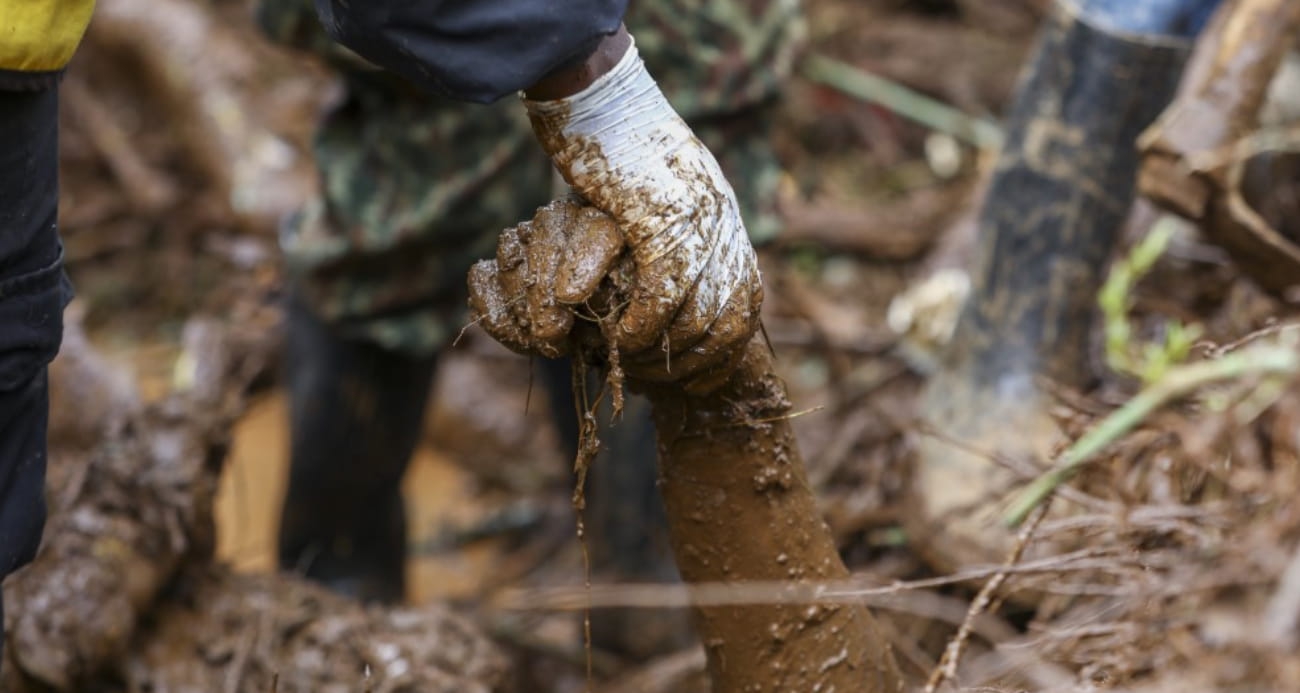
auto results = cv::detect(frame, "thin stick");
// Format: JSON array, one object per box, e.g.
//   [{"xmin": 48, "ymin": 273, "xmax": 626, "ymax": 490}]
[
  {"xmin": 495, "ymin": 546, "xmax": 1124, "ymax": 611},
  {"xmin": 222, "ymin": 628, "xmax": 256, "ymax": 693},
  {"xmin": 1264, "ymin": 541, "xmax": 1300, "ymax": 645},
  {"xmin": 925, "ymin": 502, "xmax": 1049, "ymax": 693},
  {"xmin": 452, "ymin": 295, "xmax": 527, "ymax": 347}
]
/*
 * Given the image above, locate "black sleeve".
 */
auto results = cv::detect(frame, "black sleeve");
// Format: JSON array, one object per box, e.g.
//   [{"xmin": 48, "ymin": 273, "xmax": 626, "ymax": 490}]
[{"xmin": 313, "ymin": 0, "xmax": 628, "ymax": 103}]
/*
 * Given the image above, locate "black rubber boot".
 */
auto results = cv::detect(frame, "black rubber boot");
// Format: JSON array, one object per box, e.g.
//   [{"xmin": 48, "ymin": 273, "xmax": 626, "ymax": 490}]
[
  {"xmin": 277, "ymin": 296, "xmax": 436, "ymax": 604},
  {"xmin": 909, "ymin": 1, "xmax": 1194, "ymax": 572},
  {"xmin": 540, "ymin": 357, "xmax": 691, "ymax": 658}
]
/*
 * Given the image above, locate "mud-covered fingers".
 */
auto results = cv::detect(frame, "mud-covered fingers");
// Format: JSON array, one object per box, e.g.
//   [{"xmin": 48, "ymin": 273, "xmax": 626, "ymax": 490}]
[
  {"xmin": 554, "ymin": 207, "xmax": 624, "ymax": 305},
  {"xmin": 519, "ymin": 220, "xmax": 573, "ymax": 356},
  {"xmin": 614, "ymin": 233, "xmax": 714, "ymax": 352},
  {"xmin": 492, "ymin": 225, "xmax": 542, "ymax": 351},
  {"xmin": 620, "ymin": 313, "xmax": 749, "ymax": 390},
  {"xmin": 487, "ymin": 215, "xmax": 570, "ymax": 357},
  {"xmin": 677, "ymin": 276, "xmax": 765, "ymax": 395},
  {"xmin": 622, "ymin": 278, "xmax": 763, "ymax": 391},
  {"xmin": 495, "ymin": 225, "xmax": 529, "ymax": 303},
  {"xmin": 619, "ymin": 243, "xmax": 761, "ymax": 382},
  {"xmin": 467, "ymin": 260, "xmax": 533, "ymax": 355},
  {"xmin": 470, "ymin": 200, "xmax": 623, "ymax": 358},
  {"xmin": 614, "ymin": 272, "xmax": 683, "ymax": 354},
  {"xmin": 518, "ymin": 201, "xmax": 625, "ymax": 354},
  {"xmin": 618, "ymin": 274, "xmax": 720, "ymax": 375}
]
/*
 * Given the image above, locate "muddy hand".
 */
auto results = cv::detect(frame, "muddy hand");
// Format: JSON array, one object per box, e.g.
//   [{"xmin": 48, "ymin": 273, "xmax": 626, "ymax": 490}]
[
  {"xmin": 523, "ymin": 38, "xmax": 764, "ymax": 393},
  {"xmin": 468, "ymin": 198, "xmax": 623, "ymax": 359}
]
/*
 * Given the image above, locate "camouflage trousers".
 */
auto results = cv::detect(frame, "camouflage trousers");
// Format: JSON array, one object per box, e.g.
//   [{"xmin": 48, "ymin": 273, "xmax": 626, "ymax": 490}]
[{"xmin": 275, "ymin": 0, "xmax": 804, "ymax": 356}]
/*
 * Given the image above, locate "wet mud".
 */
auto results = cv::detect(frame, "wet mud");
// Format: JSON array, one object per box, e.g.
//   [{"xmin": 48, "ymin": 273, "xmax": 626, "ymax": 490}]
[
  {"xmin": 4, "ymin": 355, "xmax": 230, "ymax": 691},
  {"xmin": 640, "ymin": 335, "xmax": 905, "ymax": 693}
]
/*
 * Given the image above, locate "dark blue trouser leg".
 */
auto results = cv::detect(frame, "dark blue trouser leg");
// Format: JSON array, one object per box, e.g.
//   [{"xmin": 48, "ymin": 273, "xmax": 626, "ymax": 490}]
[
  {"xmin": 277, "ymin": 295, "xmax": 436, "ymax": 604},
  {"xmin": 0, "ymin": 85, "xmax": 72, "ymax": 659},
  {"xmin": 0, "ymin": 373, "xmax": 51, "ymax": 657}
]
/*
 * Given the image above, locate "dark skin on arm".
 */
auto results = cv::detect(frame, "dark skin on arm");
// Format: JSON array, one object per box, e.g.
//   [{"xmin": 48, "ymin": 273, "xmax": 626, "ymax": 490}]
[{"xmin": 524, "ymin": 24, "xmax": 633, "ymax": 100}]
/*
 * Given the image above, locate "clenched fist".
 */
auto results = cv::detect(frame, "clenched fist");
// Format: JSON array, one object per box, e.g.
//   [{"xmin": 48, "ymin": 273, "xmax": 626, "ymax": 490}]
[
  {"xmin": 467, "ymin": 199, "xmax": 623, "ymax": 360},
  {"xmin": 468, "ymin": 196, "xmax": 761, "ymax": 394},
  {"xmin": 468, "ymin": 38, "xmax": 763, "ymax": 393}
]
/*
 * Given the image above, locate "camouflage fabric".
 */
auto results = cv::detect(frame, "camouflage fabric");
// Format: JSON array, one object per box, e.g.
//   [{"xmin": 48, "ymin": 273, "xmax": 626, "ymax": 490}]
[{"xmin": 259, "ymin": 0, "xmax": 804, "ymax": 356}]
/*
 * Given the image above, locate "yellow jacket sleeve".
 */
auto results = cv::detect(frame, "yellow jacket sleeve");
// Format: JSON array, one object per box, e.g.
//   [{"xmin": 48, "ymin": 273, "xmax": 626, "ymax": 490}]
[{"xmin": 0, "ymin": 0, "xmax": 96, "ymax": 87}]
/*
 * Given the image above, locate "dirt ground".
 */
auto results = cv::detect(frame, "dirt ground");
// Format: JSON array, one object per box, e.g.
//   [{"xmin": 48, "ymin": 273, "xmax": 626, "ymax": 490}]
[{"xmin": 8, "ymin": 0, "xmax": 1300, "ymax": 691}]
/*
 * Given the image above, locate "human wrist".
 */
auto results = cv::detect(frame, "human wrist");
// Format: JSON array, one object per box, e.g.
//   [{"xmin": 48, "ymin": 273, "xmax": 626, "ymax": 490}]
[
  {"xmin": 522, "ymin": 39, "xmax": 734, "ymax": 247},
  {"xmin": 521, "ymin": 37, "xmax": 759, "ymax": 365},
  {"xmin": 523, "ymin": 24, "xmax": 633, "ymax": 101}
]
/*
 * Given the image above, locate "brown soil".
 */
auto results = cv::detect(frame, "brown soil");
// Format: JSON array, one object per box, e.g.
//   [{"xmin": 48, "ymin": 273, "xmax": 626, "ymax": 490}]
[
  {"xmin": 15, "ymin": 0, "xmax": 1300, "ymax": 691},
  {"xmin": 122, "ymin": 566, "xmax": 509, "ymax": 693}
]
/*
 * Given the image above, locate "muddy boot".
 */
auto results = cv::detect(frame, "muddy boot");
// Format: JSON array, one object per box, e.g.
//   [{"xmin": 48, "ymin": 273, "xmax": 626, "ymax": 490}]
[
  {"xmin": 277, "ymin": 296, "xmax": 436, "ymax": 603},
  {"xmin": 908, "ymin": 0, "xmax": 1203, "ymax": 572},
  {"xmin": 540, "ymin": 358, "xmax": 692, "ymax": 658}
]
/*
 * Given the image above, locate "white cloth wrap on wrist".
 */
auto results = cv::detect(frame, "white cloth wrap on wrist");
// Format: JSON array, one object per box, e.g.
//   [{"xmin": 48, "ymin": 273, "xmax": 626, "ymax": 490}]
[{"xmin": 523, "ymin": 40, "xmax": 756, "ymax": 332}]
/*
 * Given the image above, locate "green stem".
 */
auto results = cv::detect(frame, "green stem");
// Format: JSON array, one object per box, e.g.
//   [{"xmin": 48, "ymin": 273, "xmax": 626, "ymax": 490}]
[
  {"xmin": 1004, "ymin": 344, "xmax": 1300, "ymax": 526},
  {"xmin": 800, "ymin": 53, "xmax": 1004, "ymax": 150}
]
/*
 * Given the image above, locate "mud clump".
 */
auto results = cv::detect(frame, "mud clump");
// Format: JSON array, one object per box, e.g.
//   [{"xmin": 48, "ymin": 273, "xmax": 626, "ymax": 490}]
[
  {"xmin": 3, "ymin": 382, "xmax": 228, "ymax": 691},
  {"xmin": 468, "ymin": 196, "xmax": 762, "ymax": 395},
  {"xmin": 467, "ymin": 198, "xmax": 625, "ymax": 360}
]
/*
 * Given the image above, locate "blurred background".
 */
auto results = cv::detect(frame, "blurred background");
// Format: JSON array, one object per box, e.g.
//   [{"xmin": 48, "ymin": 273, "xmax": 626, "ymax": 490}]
[{"xmin": 14, "ymin": 0, "xmax": 1300, "ymax": 690}]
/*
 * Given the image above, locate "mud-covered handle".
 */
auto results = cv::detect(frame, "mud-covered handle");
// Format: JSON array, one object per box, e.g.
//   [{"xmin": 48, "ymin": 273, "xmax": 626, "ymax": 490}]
[{"xmin": 637, "ymin": 333, "xmax": 906, "ymax": 693}]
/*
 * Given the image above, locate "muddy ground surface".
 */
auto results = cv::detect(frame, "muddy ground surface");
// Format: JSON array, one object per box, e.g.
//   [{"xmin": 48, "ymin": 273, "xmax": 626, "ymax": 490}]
[{"xmin": 8, "ymin": 0, "xmax": 1300, "ymax": 690}]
